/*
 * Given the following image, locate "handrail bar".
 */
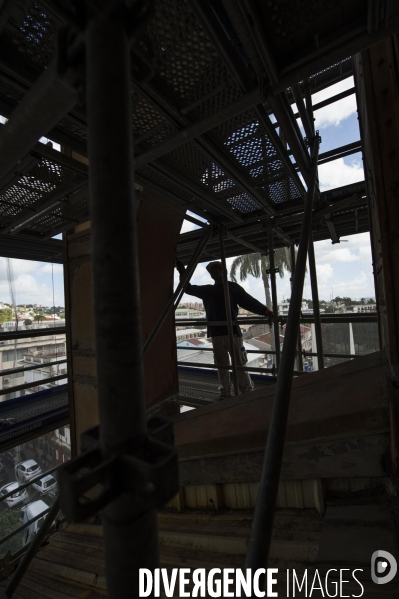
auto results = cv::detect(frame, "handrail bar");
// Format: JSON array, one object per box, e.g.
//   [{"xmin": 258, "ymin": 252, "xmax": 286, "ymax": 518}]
[
  {"xmin": 0, "ymin": 463, "xmax": 62, "ymax": 503},
  {"xmin": 177, "ymin": 346, "xmax": 366, "ymax": 359},
  {"xmin": 175, "ymin": 314, "xmax": 378, "ymax": 326},
  {"xmin": 4, "ymin": 499, "xmax": 61, "ymax": 598},
  {"xmin": 178, "ymin": 363, "xmax": 306, "ymax": 377},
  {"xmin": 0, "ymin": 359, "xmax": 67, "ymax": 378},
  {"xmin": 0, "ymin": 504, "xmax": 52, "ymax": 547},
  {"xmin": 0, "ymin": 327, "xmax": 66, "ymax": 342},
  {"xmin": 0, "ymin": 374, "xmax": 66, "ymax": 397},
  {"xmin": 177, "ymin": 360, "xmax": 274, "ymax": 373}
]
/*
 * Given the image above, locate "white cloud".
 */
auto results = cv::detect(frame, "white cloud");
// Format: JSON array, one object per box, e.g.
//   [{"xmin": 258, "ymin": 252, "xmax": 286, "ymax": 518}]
[
  {"xmin": 317, "ymin": 248, "xmax": 358, "ymax": 264},
  {"xmin": 312, "ymin": 77, "xmax": 354, "ymax": 105},
  {"xmin": 316, "ymin": 270, "xmax": 373, "ymax": 300},
  {"xmin": 0, "ymin": 274, "xmax": 64, "ymax": 306},
  {"xmin": 293, "ymin": 77, "xmax": 356, "ymax": 130},
  {"xmin": 312, "ymin": 77, "xmax": 356, "ymax": 129},
  {"xmin": 314, "ymin": 94, "xmax": 357, "ymax": 128},
  {"xmin": 0, "ymin": 259, "xmax": 40, "ymax": 280},
  {"xmin": 313, "ymin": 234, "xmax": 372, "ymax": 267},
  {"xmin": 318, "ymin": 158, "xmax": 364, "ymax": 191},
  {"xmin": 315, "ymin": 263, "xmax": 333, "ymax": 286}
]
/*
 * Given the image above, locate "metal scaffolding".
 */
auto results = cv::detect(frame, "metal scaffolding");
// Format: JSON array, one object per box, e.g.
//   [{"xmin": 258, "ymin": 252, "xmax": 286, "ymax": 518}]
[{"xmin": 0, "ymin": 0, "xmax": 395, "ymax": 595}]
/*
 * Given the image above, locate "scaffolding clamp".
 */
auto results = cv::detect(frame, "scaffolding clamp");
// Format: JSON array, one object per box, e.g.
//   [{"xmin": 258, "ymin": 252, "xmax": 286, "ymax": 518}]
[
  {"xmin": 304, "ymin": 130, "xmax": 322, "ymax": 146},
  {"xmin": 58, "ymin": 416, "xmax": 178, "ymax": 521}
]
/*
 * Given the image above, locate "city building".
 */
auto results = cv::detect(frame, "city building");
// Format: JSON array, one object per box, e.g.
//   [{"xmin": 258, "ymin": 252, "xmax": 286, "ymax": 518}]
[
  {"xmin": 175, "ymin": 307, "xmax": 205, "ymax": 319},
  {"xmin": 176, "ymin": 328, "xmax": 206, "ymax": 343}
]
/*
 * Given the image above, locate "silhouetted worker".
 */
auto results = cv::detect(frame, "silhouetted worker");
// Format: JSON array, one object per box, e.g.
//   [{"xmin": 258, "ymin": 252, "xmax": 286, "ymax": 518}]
[{"xmin": 175, "ymin": 259, "xmax": 273, "ymax": 399}]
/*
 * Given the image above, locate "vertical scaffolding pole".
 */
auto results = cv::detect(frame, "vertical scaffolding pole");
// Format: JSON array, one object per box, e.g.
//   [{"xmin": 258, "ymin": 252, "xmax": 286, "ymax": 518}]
[
  {"xmin": 267, "ymin": 224, "xmax": 281, "ymax": 369},
  {"xmin": 245, "ymin": 136, "xmax": 320, "ymax": 577},
  {"xmin": 303, "ymin": 82, "xmax": 324, "ymax": 371},
  {"xmin": 219, "ymin": 228, "xmax": 239, "ymax": 396},
  {"xmin": 86, "ymin": 12, "xmax": 157, "ymax": 598},
  {"xmin": 308, "ymin": 233, "xmax": 324, "ymax": 369},
  {"xmin": 290, "ymin": 244, "xmax": 304, "ymax": 372}
]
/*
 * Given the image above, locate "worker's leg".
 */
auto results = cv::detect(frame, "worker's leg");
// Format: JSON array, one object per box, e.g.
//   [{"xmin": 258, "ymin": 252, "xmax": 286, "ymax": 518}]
[
  {"xmin": 233, "ymin": 335, "xmax": 254, "ymax": 393},
  {"xmin": 212, "ymin": 335, "xmax": 231, "ymax": 396}
]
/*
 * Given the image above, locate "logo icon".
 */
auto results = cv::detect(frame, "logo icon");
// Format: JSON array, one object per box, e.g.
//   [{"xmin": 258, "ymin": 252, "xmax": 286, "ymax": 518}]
[{"xmin": 371, "ymin": 550, "xmax": 397, "ymax": 584}]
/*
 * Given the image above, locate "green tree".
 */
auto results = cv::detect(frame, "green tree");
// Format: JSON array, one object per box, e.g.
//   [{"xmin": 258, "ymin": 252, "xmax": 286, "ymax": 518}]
[
  {"xmin": 230, "ymin": 249, "xmax": 292, "ymax": 310},
  {"xmin": 33, "ymin": 313, "xmax": 45, "ymax": 324},
  {"xmin": 0, "ymin": 308, "xmax": 13, "ymax": 324},
  {"xmin": 0, "ymin": 508, "xmax": 24, "ymax": 558}
]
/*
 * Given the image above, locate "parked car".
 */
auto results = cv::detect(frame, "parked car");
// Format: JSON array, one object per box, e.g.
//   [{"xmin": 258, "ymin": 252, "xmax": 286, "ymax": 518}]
[
  {"xmin": 2, "ymin": 449, "xmax": 17, "ymax": 468},
  {"xmin": 15, "ymin": 460, "xmax": 41, "ymax": 483},
  {"xmin": 0, "ymin": 462, "xmax": 8, "ymax": 485},
  {"xmin": 0, "ymin": 481, "xmax": 28, "ymax": 508},
  {"xmin": 32, "ymin": 474, "xmax": 57, "ymax": 497},
  {"xmin": 20, "ymin": 500, "xmax": 49, "ymax": 545}
]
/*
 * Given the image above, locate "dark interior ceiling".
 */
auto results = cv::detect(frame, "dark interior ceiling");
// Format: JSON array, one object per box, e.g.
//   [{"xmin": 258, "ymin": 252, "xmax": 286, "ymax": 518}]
[{"xmin": 0, "ymin": 0, "xmax": 398, "ymax": 263}]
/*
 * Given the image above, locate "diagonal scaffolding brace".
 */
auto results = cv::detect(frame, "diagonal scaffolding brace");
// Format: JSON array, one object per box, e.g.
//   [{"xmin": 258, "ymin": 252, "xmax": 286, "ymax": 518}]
[
  {"xmin": 143, "ymin": 227, "xmax": 212, "ymax": 357},
  {"xmin": 245, "ymin": 132, "xmax": 321, "ymax": 578}
]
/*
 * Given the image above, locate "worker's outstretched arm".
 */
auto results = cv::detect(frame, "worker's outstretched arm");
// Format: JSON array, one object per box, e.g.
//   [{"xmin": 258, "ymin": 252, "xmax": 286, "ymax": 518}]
[
  {"xmin": 235, "ymin": 283, "xmax": 273, "ymax": 317},
  {"xmin": 175, "ymin": 259, "xmax": 209, "ymax": 300}
]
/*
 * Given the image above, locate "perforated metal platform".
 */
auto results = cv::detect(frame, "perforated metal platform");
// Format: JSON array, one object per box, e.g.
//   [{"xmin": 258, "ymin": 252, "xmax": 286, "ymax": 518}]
[{"xmin": 0, "ymin": 0, "xmax": 392, "ymax": 254}]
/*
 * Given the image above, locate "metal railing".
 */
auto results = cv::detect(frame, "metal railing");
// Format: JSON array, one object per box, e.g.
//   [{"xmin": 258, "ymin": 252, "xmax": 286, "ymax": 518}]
[
  {"xmin": 0, "ymin": 327, "xmax": 67, "ymax": 397},
  {"xmin": 0, "ymin": 462, "xmax": 65, "ymax": 598},
  {"xmin": 176, "ymin": 313, "xmax": 378, "ymax": 379}
]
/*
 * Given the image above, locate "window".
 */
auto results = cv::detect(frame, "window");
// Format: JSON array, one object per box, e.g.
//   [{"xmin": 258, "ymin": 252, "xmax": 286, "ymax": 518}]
[{"xmin": 59, "ymin": 427, "xmax": 65, "ymax": 437}]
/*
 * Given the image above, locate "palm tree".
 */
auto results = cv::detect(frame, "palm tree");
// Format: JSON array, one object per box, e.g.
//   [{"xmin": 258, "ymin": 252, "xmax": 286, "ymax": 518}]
[{"xmin": 229, "ymin": 248, "xmax": 292, "ymax": 310}]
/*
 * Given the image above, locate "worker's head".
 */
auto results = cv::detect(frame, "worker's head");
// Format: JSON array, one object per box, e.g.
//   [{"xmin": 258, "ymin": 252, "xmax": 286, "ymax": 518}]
[{"xmin": 206, "ymin": 261, "xmax": 223, "ymax": 283}]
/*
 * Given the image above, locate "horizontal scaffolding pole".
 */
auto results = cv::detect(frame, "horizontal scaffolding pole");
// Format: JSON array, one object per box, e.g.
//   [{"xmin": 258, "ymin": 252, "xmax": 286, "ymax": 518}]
[
  {"xmin": 303, "ymin": 351, "xmax": 362, "ymax": 359},
  {"xmin": 292, "ymin": 87, "xmax": 356, "ymax": 120},
  {"xmin": 0, "ymin": 504, "xmax": 53, "ymax": 547},
  {"xmin": 177, "ymin": 346, "xmax": 366, "ymax": 360},
  {"xmin": 0, "ymin": 327, "xmax": 66, "ymax": 341},
  {"xmin": 175, "ymin": 314, "xmax": 377, "ymax": 325},
  {"xmin": 0, "ymin": 374, "xmax": 66, "ymax": 396},
  {"xmin": 225, "ymin": 231, "xmax": 265, "ymax": 254},
  {"xmin": 177, "ymin": 346, "xmax": 273, "ymax": 354},
  {"xmin": 0, "ymin": 358, "xmax": 67, "ymax": 377},
  {"xmin": 178, "ymin": 363, "xmax": 305, "ymax": 376},
  {"xmin": 0, "ymin": 463, "xmax": 62, "ymax": 503},
  {"xmin": 177, "ymin": 360, "xmax": 274, "ymax": 373}
]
